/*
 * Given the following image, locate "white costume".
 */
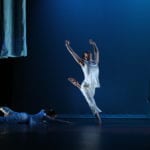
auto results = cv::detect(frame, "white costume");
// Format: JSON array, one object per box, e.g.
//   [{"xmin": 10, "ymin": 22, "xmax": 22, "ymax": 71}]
[{"xmin": 80, "ymin": 60, "xmax": 101, "ymax": 115}]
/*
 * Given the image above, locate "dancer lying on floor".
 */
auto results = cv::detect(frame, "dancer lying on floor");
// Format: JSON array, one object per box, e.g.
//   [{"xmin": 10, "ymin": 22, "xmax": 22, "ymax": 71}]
[
  {"xmin": 65, "ymin": 39, "xmax": 102, "ymax": 124},
  {"xmin": 0, "ymin": 106, "xmax": 71, "ymax": 125}
]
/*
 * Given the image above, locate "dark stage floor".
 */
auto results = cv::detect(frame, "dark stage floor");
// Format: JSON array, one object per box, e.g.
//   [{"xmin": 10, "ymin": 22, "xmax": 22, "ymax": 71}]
[{"xmin": 0, "ymin": 118, "xmax": 150, "ymax": 150}]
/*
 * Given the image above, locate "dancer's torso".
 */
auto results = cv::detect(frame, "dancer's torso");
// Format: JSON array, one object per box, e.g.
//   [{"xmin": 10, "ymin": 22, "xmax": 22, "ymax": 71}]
[{"xmin": 81, "ymin": 60, "xmax": 100, "ymax": 88}]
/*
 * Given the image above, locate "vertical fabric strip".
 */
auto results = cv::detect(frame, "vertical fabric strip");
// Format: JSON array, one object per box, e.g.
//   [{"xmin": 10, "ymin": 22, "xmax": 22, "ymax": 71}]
[
  {"xmin": 3, "ymin": 0, "xmax": 13, "ymax": 57},
  {"xmin": 0, "ymin": 0, "xmax": 27, "ymax": 58},
  {"xmin": 22, "ymin": 0, "xmax": 27, "ymax": 56}
]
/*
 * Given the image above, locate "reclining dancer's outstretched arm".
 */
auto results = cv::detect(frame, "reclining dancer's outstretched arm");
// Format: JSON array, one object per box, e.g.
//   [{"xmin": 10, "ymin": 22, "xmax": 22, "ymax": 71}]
[
  {"xmin": 65, "ymin": 40, "xmax": 84, "ymax": 66},
  {"xmin": 89, "ymin": 39, "xmax": 99, "ymax": 64},
  {"xmin": 45, "ymin": 115, "xmax": 73, "ymax": 125}
]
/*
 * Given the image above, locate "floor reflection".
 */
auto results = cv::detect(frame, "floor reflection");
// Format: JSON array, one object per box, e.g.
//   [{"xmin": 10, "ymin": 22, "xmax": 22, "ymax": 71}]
[
  {"xmin": 79, "ymin": 126, "xmax": 101, "ymax": 150},
  {"xmin": 0, "ymin": 119, "xmax": 150, "ymax": 150}
]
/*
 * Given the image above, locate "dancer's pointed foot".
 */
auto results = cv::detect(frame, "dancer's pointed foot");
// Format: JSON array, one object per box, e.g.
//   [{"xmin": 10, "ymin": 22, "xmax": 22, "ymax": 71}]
[{"xmin": 95, "ymin": 113, "xmax": 102, "ymax": 125}]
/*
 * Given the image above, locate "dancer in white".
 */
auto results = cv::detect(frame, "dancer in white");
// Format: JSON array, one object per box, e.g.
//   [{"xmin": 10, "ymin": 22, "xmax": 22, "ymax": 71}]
[{"xmin": 65, "ymin": 39, "xmax": 102, "ymax": 124}]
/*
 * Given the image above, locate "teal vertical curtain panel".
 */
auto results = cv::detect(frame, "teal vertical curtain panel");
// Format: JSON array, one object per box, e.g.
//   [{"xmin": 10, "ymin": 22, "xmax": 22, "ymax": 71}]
[{"xmin": 0, "ymin": 0, "xmax": 27, "ymax": 58}]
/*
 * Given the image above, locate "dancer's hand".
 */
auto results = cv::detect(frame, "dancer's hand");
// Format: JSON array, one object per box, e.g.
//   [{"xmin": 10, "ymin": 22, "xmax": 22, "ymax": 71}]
[
  {"xmin": 65, "ymin": 40, "xmax": 70, "ymax": 45},
  {"xmin": 89, "ymin": 39, "xmax": 96, "ymax": 45}
]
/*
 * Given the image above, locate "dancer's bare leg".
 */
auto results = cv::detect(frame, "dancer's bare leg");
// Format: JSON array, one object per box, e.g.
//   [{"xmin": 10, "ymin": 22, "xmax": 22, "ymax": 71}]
[{"xmin": 68, "ymin": 77, "xmax": 81, "ymax": 89}]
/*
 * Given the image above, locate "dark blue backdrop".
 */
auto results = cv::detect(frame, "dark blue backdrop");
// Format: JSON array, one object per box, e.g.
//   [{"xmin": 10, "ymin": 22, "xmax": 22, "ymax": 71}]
[{"xmin": 11, "ymin": 0, "xmax": 150, "ymax": 115}]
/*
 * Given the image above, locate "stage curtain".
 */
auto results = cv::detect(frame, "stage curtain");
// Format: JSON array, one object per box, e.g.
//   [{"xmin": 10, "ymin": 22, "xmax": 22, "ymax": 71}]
[{"xmin": 0, "ymin": 0, "xmax": 27, "ymax": 58}]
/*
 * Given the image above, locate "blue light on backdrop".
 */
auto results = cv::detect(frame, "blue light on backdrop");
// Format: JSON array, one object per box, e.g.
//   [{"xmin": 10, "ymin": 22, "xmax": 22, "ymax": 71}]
[{"xmin": 11, "ymin": 0, "xmax": 150, "ymax": 116}]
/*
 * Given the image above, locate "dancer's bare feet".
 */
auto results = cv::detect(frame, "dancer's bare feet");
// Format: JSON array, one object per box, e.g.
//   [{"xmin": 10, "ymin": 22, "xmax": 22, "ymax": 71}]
[
  {"xmin": 68, "ymin": 77, "xmax": 81, "ymax": 89},
  {"xmin": 95, "ymin": 112, "xmax": 102, "ymax": 125}
]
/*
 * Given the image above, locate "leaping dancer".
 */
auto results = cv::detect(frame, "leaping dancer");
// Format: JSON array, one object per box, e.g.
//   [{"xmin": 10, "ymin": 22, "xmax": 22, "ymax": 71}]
[{"xmin": 65, "ymin": 39, "xmax": 102, "ymax": 124}]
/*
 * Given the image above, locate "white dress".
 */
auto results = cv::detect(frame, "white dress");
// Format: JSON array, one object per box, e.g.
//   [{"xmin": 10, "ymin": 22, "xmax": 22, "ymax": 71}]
[{"xmin": 80, "ymin": 60, "xmax": 102, "ymax": 115}]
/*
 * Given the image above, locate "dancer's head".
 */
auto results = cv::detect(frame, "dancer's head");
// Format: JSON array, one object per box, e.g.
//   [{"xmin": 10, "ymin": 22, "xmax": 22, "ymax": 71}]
[
  {"xmin": 82, "ymin": 51, "xmax": 92, "ymax": 61},
  {"xmin": 45, "ymin": 109, "xmax": 57, "ymax": 118}
]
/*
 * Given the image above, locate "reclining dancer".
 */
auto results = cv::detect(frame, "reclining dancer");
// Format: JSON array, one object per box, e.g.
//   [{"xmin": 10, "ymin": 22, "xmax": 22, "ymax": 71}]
[
  {"xmin": 65, "ymin": 39, "xmax": 102, "ymax": 124},
  {"xmin": 0, "ymin": 106, "xmax": 71, "ymax": 125}
]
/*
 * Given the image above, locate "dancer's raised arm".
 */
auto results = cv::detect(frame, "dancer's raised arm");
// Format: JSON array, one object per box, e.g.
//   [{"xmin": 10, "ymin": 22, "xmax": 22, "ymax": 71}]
[
  {"xmin": 65, "ymin": 40, "xmax": 84, "ymax": 66},
  {"xmin": 89, "ymin": 39, "xmax": 99, "ymax": 64}
]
